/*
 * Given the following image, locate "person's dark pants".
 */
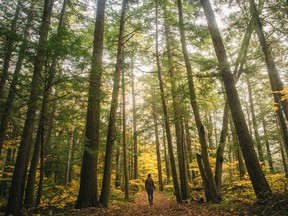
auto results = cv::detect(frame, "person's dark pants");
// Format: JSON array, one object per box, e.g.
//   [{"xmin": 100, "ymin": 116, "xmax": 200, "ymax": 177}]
[{"xmin": 146, "ymin": 188, "xmax": 154, "ymax": 205}]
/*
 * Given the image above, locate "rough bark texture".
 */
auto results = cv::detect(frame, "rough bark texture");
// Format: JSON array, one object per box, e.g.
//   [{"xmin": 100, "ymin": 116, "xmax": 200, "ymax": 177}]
[
  {"xmin": 5, "ymin": 1, "xmax": 54, "ymax": 214},
  {"xmin": 99, "ymin": 0, "xmax": 127, "ymax": 207},
  {"xmin": 76, "ymin": 0, "xmax": 106, "ymax": 208},
  {"xmin": 201, "ymin": 0, "xmax": 272, "ymax": 202}
]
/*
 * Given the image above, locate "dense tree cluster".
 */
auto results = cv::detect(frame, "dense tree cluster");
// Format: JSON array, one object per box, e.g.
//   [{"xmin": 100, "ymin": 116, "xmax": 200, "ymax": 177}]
[{"xmin": 0, "ymin": 0, "xmax": 287, "ymax": 215}]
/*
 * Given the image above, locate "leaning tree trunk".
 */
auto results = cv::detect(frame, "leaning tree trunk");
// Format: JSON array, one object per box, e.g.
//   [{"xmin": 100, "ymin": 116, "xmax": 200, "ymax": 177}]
[
  {"xmin": 5, "ymin": 1, "xmax": 54, "ymax": 215},
  {"xmin": 154, "ymin": 0, "xmax": 181, "ymax": 202},
  {"xmin": 200, "ymin": 0, "xmax": 272, "ymax": 203},
  {"xmin": 177, "ymin": 0, "xmax": 220, "ymax": 202},
  {"xmin": 76, "ymin": 0, "xmax": 106, "ymax": 208},
  {"xmin": 249, "ymin": 0, "xmax": 288, "ymax": 122},
  {"xmin": 99, "ymin": 0, "xmax": 127, "ymax": 208}
]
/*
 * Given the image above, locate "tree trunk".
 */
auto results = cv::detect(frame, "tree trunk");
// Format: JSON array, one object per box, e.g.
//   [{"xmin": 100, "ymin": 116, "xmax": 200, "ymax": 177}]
[
  {"xmin": 152, "ymin": 93, "xmax": 163, "ymax": 192},
  {"xmin": 162, "ymin": 123, "xmax": 170, "ymax": 182},
  {"xmin": 246, "ymin": 76, "xmax": 265, "ymax": 163},
  {"xmin": 122, "ymin": 59, "xmax": 129, "ymax": 200},
  {"xmin": 76, "ymin": 0, "xmax": 106, "ymax": 208},
  {"xmin": 200, "ymin": 0, "xmax": 272, "ymax": 203},
  {"xmin": 5, "ymin": 1, "xmax": 54, "ymax": 214},
  {"xmin": 162, "ymin": 1, "xmax": 188, "ymax": 201},
  {"xmin": 0, "ymin": 0, "xmax": 35, "ymax": 156},
  {"xmin": 261, "ymin": 115, "xmax": 274, "ymax": 173},
  {"xmin": 131, "ymin": 70, "xmax": 138, "ymax": 180},
  {"xmin": 215, "ymin": 102, "xmax": 228, "ymax": 190},
  {"xmin": 0, "ymin": 148, "xmax": 13, "ymax": 197},
  {"xmin": 99, "ymin": 0, "xmax": 127, "ymax": 207},
  {"xmin": 250, "ymin": 0, "xmax": 288, "ymax": 121},
  {"xmin": 154, "ymin": 0, "xmax": 181, "ymax": 202},
  {"xmin": 178, "ymin": 0, "xmax": 219, "ymax": 202},
  {"xmin": 0, "ymin": 0, "xmax": 21, "ymax": 99}
]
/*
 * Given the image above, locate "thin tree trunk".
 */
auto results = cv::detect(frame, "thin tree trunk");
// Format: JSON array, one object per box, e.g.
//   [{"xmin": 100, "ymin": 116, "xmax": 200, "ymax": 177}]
[
  {"xmin": 0, "ymin": 0, "xmax": 35, "ymax": 156},
  {"xmin": 162, "ymin": 122, "xmax": 170, "ymax": 182},
  {"xmin": 276, "ymin": 117, "xmax": 288, "ymax": 177},
  {"xmin": 65, "ymin": 128, "xmax": 74, "ymax": 186},
  {"xmin": 177, "ymin": 0, "xmax": 219, "ymax": 202},
  {"xmin": 0, "ymin": 0, "xmax": 21, "ymax": 99},
  {"xmin": 200, "ymin": 0, "xmax": 272, "ymax": 202},
  {"xmin": 215, "ymin": 102, "xmax": 228, "ymax": 190},
  {"xmin": 25, "ymin": 0, "xmax": 68, "ymax": 207},
  {"xmin": 131, "ymin": 70, "xmax": 138, "ymax": 180},
  {"xmin": 76, "ymin": 0, "xmax": 106, "ymax": 208},
  {"xmin": 122, "ymin": 60, "xmax": 129, "ymax": 200},
  {"xmin": 262, "ymin": 116, "xmax": 274, "ymax": 173},
  {"xmin": 0, "ymin": 148, "xmax": 13, "ymax": 197},
  {"xmin": 154, "ymin": 0, "xmax": 181, "ymax": 202},
  {"xmin": 163, "ymin": 1, "xmax": 188, "ymax": 201},
  {"xmin": 246, "ymin": 76, "xmax": 265, "ymax": 163},
  {"xmin": 152, "ymin": 93, "xmax": 163, "ymax": 192},
  {"xmin": 99, "ymin": 0, "xmax": 127, "ymax": 207},
  {"xmin": 5, "ymin": 1, "xmax": 54, "ymax": 214}
]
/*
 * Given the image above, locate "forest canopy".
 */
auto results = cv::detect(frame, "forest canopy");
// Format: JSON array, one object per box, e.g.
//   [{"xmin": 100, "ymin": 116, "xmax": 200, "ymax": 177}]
[{"xmin": 0, "ymin": 0, "xmax": 287, "ymax": 215}]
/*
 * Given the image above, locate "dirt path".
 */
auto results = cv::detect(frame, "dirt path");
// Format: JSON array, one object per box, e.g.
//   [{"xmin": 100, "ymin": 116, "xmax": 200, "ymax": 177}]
[{"xmin": 63, "ymin": 191, "xmax": 244, "ymax": 216}]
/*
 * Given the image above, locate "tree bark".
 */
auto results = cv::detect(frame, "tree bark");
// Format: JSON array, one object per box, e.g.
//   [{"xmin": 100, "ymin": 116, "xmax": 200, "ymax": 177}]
[
  {"xmin": 5, "ymin": 1, "xmax": 54, "ymax": 214},
  {"xmin": 178, "ymin": 0, "xmax": 219, "ymax": 202},
  {"xmin": 200, "ymin": 0, "xmax": 272, "ymax": 202},
  {"xmin": 99, "ymin": 0, "xmax": 127, "ymax": 207},
  {"xmin": 154, "ymin": 0, "xmax": 181, "ymax": 202},
  {"xmin": 131, "ymin": 70, "xmax": 138, "ymax": 179},
  {"xmin": 152, "ymin": 93, "xmax": 163, "ymax": 192},
  {"xmin": 163, "ymin": 1, "xmax": 188, "ymax": 200},
  {"xmin": 122, "ymin": 59, "xmax": 129, "ymax": 200},
  {"xmin": 246, "ymin": 76, "xmax": 265, "ymax": 163},
  {"xmin": 250, "ymin": 0, "xmax": 288, "ymax": 122},
  {"xmin": 76, "ymin": 0, "xmax": 106, "ymax": 208},
  {"xmin": 0, "ymin": 0, "xmax": 21, "ymax": 99},
  {"xmin": 0, "ymin": 0, "xmax": 35, "ymax": 156}
]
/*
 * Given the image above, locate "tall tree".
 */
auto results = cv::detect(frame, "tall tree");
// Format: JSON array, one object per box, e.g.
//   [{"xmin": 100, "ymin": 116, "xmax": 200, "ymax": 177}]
[
  {"xmin": 154, "ymin": 0, "xmax": 181, "ymax": 202},
  {"xmin": 246, "ymin": 75, "xmax": 265, "ymax": 163},
  {"xmin": 0, "ymin": 0, "xmax": 35, "ymax": 156},
  {"xmin": 177, "ymin": 0, "xmax": 219, "ymax": 202},
  {"xmin": 200, "ymin": 0, "xmax": 272, "ymax": 202},
  {"xmin": 152, "ymin": 91, "xmax": 163, "ymax": 191},
  {"xmin": 131, "ymin": 69, "xmax": 138, "ymax": 179},
  {"xmin": 122, "ymin": 58, "xmax": 129, "ymax": 200},
  {"xmin": 99, "ymin": 0, "xmax": 128, "ymax": 207},
  {"xmin": 249, "ymin": 0, "xmax": 288, "ymax": 122},
  {"xmin": 163, "ymin": 0, "xmax": 189, "ymax": 201},
  {"xmin": 76, "ymin": 0, "xmax": 106, "ymax": 208},
  {"xmin": 0, "ymin": 0, "xmax": 21, "ymax": 99},
  {"xmin": 5, "ymin": 0, "xmax": 55, "ymax": 214}
]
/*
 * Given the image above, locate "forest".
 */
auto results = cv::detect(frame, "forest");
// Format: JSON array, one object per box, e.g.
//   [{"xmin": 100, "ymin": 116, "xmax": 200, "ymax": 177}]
[{"xmin": 0, "ymin": 0, "xmax": 287, "ymax": 215}]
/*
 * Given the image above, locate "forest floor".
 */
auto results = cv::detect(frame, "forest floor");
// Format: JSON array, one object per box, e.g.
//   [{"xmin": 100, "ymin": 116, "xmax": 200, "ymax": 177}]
[{"xmin": 54, "ymin": 191, "xmax": 284, "ymax": 216}]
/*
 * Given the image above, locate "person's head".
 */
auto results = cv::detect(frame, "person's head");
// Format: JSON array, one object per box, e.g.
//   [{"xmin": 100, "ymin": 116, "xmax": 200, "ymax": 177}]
[{"xmin": 148, "ymin": 173, "xmax": 151, "ymax": 178}]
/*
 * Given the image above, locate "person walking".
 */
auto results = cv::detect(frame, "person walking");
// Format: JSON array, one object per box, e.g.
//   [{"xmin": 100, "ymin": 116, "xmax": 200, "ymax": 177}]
[{"xmin": 145, "ymin": 173, "xmax": 155, "ymax": 205}]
